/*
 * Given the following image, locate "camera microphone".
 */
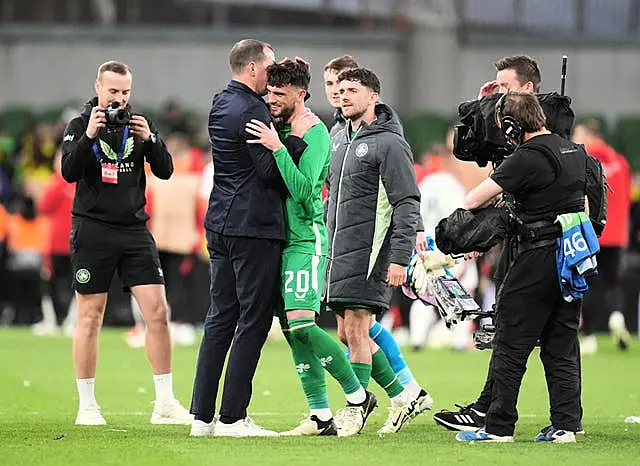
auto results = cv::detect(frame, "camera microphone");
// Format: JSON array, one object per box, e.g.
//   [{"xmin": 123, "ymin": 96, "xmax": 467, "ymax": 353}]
[{"xmin": 560, "ymin": 55, "xmax": 567, "ymax": 96}]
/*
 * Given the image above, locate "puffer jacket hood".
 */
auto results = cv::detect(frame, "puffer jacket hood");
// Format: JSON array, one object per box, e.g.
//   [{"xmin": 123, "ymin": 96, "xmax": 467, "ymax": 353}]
[{"xmin": 352, "ymin": 102, "xmax": 405, "ymax": 138}]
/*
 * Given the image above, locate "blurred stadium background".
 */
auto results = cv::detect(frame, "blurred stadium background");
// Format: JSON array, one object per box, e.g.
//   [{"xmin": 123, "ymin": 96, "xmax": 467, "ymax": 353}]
[
  {"xmin": 2, "ymin": 0, "xmax": 640, "ymax": 334},
  {"xmin": 1, "ymin": 2, "xmax": 640, "ymax": 464}
]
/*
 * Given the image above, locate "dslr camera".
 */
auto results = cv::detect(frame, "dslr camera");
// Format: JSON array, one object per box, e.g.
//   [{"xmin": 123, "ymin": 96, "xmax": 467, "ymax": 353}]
[{"xmin": 104, "ymin": 102, "xmax": 132, "ymax": 128}]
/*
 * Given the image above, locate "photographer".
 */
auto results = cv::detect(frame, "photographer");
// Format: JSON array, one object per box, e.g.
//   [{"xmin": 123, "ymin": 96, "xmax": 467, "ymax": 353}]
[
  {"xmin": 61, "ymin": 60, "xmax": 192, "ymax": 426},
  {"xmin": 456, "ymin": 92, "xmax": 587, "ymax": 443}
]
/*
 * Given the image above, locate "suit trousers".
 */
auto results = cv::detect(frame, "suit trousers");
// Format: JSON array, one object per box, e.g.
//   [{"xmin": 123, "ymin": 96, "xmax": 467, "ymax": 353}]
[{"xmin": 190, "ymin": 231, "xmax": 283, "ymax": 422}]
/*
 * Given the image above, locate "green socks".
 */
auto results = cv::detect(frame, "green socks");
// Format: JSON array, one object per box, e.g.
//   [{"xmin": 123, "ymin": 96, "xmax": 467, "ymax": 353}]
[
  {"xmin": 289, "ymin": 317, "xmax": 364, "ymax": 395},
  {"xmin": 350, "ymin": 362, "xmax": 372, "ymax": 390},
  {"xmin": 283, "ymin": 320, "xmax": 329, "ymax": 410},
  {"xmin": 371, "ymin": 349, "xmax": 404, "ymax": 398}
]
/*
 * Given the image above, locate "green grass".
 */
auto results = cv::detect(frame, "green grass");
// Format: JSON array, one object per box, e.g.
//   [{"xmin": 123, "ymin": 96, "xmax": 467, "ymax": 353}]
[{"xmin": 1, "ymin": 328, "xmax": 639, "ymax": 465}]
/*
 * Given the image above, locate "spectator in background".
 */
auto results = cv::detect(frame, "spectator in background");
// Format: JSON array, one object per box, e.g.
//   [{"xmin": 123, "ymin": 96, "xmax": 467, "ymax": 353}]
[
  {"xmin": 572, "ymin": 120, "xmax": 632, "ymax": 353},
  {"xmin": 159, "ymin": 100, "xmax": 190, "ymax": 138},
  {"xmin": 0, "ymin": 202, "xmax": 8, "ymax": 324},
  {"xmin": 0, "ymin": 132, "xmax": 18, "ymax": 200},
  {"xmin": 4, "ymin": 194, "xmax": 47, "ymax": 326},
  {"xmin": 384, "ymin": 142, "xmax": 443, "ymax": 340},
  {"xmin": 32, "ymin": 149, "xmax": 75, "ymax": 336},
  {"xmin": 19, "ymin": 122, "xmax": 58, "ymax": 202},
  {"xmin": 410, "ymin": 141, "xmax": 478, "ymax": 351},
  {"xmin": 146, "ymin": 132, "xmax": 203, "ymax": 346}
]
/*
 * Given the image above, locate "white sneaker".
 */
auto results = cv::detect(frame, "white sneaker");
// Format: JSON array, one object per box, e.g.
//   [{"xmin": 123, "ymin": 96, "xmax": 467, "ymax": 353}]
[
  {"xmin": 377, "ymin": 403, "xmax": 413, "ymax": 437},
  {"xmin": 334, "ymin": 391, "xmax": 377, "ymax": 437},
  {"xmin": 214, "ymin": 417, "xmax": 279, "ymax": 437},
  {"xmin": 580, "ymin": 335, "xmax": 598, "ymax": 355},
  {"xmin": 75, "ymin": 404, "xmax": 107, "ymax": 425},
  {"xmin": 32, "ymin": 321, "xmax": 60, "ymax": 336},
  {"xmin": 151, "ymin": 399, "xmax": 194, "ymax": 425},
  {"xmin": 280, "ymin": 416, "xmax": 337, "ymax": 436},
  {"xmin": 190, "ymin": 419, "xmax": 215, "ymax": 437},
  {"xmin": 408, "ymin": 390, "xmax": 434, "ymax": 419},
  {"xmin": 609, "ymin": 311, "xmax": 631, "ymax": 351},
  {"xmin": 334, "ymin": 406, "xmax": 366, "ymax": 437}
]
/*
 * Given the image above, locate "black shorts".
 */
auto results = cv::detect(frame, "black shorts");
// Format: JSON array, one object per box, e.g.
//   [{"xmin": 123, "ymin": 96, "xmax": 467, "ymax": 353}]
[{"xmin": 70, "ymin": 217, "xmax": 164, "ymax": 294}]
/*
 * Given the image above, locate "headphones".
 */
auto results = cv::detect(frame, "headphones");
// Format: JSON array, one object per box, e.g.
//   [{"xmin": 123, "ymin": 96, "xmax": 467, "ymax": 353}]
[{"xmin": 495, "ymin": 92, "xmax": 524, "ymax": 150}]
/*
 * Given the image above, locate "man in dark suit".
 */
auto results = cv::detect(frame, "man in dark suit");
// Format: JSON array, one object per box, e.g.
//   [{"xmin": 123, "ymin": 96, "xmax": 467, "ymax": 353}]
[{"xmin": 189, "ymin": 39, "xmax": 308, "ymax": 437}]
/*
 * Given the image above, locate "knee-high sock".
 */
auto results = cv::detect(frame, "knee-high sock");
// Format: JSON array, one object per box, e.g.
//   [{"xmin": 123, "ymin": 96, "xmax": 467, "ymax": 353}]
[
  {"xmin": 371, "ymin": 348, "xmax": 405, "ymax": 400},
  {"xmin": 289, "ymin": 317, "xmax": 362, "ymax": 397},
  {"xmin": 283, "ymin": 322, "xmax": 329, "ymax": 413},
  {"xmin": 369, "ymin": 321, "xmax": 421, "ymax": 396}
]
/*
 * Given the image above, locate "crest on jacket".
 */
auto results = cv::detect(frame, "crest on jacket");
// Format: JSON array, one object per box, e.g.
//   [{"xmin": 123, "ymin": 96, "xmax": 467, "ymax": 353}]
[
  {"xmin": 355, "ymin": 142, "xmax": 368, "ymax": 158},
  {"xmin": 99, "ymin": 137, "xmax": 134, "ymax": 162}
]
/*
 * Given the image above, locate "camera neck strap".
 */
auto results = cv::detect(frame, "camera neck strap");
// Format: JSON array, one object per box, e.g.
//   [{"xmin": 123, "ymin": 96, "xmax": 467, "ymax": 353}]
[{"xmin": 92, "ymin": 125, "xmax": 130, "ymax": 164}]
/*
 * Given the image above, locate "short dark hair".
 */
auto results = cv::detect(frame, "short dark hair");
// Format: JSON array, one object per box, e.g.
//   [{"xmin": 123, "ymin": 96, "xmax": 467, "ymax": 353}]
[
  {"xmin": 494, "ymin": 55, "xmax": 542, "ymax": 92},
  {"xmin": 97, "ymin": 60, "xmax": 131, "ymax": 79},
  {"xmin": 229, "ymin": 39, "xmax": 273, "ymax": 74},
  {"xmin": 337, "ymin": 68, "xmax": 381, "ymax": 94},
  {"xmin": 267, "ymin": 60, "xmax": 311, "ymax": 90},
  {"xmin": 501, "ymin": 92, "xmax": 546, "ymax": 133},
  {"xmin": 324, "ymin": 55, "xmax": 359, "ymax": 73}
]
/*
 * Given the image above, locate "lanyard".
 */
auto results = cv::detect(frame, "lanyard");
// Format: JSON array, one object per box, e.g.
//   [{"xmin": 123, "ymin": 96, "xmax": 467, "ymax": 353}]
[{"xmin": 92, "ymin": 126, "xmax": 130, "ymax": 164}]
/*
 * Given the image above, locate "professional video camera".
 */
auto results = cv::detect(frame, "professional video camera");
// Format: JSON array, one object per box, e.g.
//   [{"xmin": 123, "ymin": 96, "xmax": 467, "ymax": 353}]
[
  {"xmin": 104, "ymin": 102, "xmax": 132, "ymax": 128},
  {"xmin": 453, "ymin": 57, "xmax": 574, "ymax": 167}
]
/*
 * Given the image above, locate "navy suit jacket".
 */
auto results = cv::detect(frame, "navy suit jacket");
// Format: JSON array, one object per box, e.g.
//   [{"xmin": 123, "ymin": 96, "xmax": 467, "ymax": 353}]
[{"xmin": 205, "ymin": 80, "xmax": 305, "ymax": 240}]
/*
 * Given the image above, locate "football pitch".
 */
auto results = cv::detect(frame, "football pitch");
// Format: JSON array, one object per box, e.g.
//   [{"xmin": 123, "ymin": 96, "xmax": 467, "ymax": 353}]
[{"xmin": 1, "ymin": 328, "xmax": 639, "ymax": 466}]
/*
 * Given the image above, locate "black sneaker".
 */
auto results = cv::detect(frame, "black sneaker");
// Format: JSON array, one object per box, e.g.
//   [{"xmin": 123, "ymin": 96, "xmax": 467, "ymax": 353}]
[{"xmin": 433, "ymin": 403, "xmax": 485, "ymax": 432}]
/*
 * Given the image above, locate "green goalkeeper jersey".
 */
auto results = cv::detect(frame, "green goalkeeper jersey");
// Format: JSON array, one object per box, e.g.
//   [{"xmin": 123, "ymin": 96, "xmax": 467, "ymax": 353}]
[{"xmin": 274, "ymin": 122, "xmax": 331, "ymax": 255}]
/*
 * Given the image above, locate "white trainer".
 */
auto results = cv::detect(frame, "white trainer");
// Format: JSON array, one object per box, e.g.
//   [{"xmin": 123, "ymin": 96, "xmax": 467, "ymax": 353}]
[
  {"xmin": 609, "ymin": 311, "xmax": 631, "ymax": 350},
  {"xmin": 280, "ymin": 416, "xmax": 337, "ymax": 436},
  {"xmin": 377, "ymin": 403, "xmax": 413, "ymax": 437},
  {"xmin": 190, "ymin": 419, "xmax": 215, "ymax": 437},
  {"xmin": 32, "ymin": 321, "xmax": 60, "ymax": 337},
  {"xmin": 409, "ymin": 391, "xmax": 434, "ymax": 418},
  {"xmin": 75, "ymin": 404, "xmax": 107, "ymax": 425},
  {"xmin": 150, "ymin": 399, "xmax": 194, "ymax": 425},
  {"xmin": 334, "ymin": 406, "xmax": 365, "ymax": 437},
  {"xmin": 214, "ymin": 417, "xmax": 279, "ymax": 437}
]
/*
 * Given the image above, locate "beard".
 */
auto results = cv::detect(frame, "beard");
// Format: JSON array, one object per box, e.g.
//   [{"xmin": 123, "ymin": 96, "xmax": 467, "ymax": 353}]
[
  {"xmin": 343, "ymin": 106, "xmax": 365, "ymax": 122},
  {"xmin": 271, "ymin": 104, "xmax": 295, "ymax": 123}
]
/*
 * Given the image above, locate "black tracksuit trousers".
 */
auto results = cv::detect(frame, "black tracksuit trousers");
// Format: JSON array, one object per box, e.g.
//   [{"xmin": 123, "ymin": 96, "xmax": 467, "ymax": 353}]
[{"xmin": 482, "ymin": 244, "xmax": 582, "ymax": 436}]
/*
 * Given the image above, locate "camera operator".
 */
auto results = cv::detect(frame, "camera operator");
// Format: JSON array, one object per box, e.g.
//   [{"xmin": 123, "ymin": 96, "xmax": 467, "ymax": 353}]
[
  {"xmin": 455, "ymin": 92, "xmax": 587, "ymax": 443},
  {"xmin": 61, "ymin": 60, "xmax": 192, "ymax": 426},
  {"xmin": 434, "ymin": 55, "xmax": 549, "ymax": 432}
]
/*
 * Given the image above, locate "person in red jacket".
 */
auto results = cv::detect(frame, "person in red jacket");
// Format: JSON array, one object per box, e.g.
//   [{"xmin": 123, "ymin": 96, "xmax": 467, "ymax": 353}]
[
  {"xmin": 573, "ymin": 120, "xmax": 632, "ymax": 353},
  {"xmin": 38, "ymin": 149, "xmax": 75, "ymax": 331}
]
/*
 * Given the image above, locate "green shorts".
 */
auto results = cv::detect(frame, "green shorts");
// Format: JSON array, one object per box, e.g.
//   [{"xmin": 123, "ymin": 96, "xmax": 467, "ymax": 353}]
[{"xmin": 281, "ymin": 252, "xmax": 326, "ymax": 313}]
